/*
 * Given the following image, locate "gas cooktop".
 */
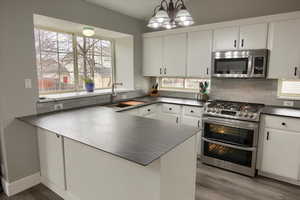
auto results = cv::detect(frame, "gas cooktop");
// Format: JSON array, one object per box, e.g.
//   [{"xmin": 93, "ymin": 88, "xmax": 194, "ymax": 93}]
[{"xmin": 204, "ymin": 100, "xmax": 265, "ymax": 122}]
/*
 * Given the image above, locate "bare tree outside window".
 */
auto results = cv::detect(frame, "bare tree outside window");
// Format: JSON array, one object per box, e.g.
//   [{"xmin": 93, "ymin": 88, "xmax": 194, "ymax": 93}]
[{"xmin": 34, "ymin": 28, "xmax": 113, "ymax": 95}]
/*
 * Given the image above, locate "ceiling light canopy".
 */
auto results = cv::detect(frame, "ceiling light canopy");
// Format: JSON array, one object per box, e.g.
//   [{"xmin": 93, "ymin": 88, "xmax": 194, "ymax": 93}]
[
  {"xmin": 82, "ymin": 27, "xmax": 95, "ymax": 37},
  {"xmin": 147, "ymin": 0, "xmax": 194, "ymax": 30}
]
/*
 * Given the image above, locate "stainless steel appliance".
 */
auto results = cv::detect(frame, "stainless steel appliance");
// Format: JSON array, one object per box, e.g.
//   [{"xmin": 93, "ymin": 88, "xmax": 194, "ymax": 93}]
[
  {"xmin": 212, "ymin": 49, "xmax": 268, "ymax": 78},
  {"xmin": 201, "ymin": 100, "xmax": 264, "ymax": 177}
]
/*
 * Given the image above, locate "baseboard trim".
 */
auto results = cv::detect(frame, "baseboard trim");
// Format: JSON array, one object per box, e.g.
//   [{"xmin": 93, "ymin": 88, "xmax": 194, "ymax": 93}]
[
  {"xmin": 1, "ymin": 172, "xmax": 41, "ymax": 196},
  {"xmin": 258, "ymin": 171, "xmax": 300, "ymax": 186}
]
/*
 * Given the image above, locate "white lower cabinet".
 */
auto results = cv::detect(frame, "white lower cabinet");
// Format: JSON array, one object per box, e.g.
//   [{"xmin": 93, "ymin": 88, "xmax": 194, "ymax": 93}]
[
  {"xmin": 37, "ymin": 128, "xmax": 66, "ymax": 196},
  {"xmin": 181, "ymin": 115, "xmax": 202, "ymax": 155},
  {"xmin": 258, "ymin": 115, "xmax": 300, "ymax": 184}
]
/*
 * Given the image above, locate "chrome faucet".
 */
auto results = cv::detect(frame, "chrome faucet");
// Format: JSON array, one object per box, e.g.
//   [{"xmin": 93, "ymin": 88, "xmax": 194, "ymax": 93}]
[{"xmin": 111, "ymin": 82, "xmax": 123, "ymax": 98}]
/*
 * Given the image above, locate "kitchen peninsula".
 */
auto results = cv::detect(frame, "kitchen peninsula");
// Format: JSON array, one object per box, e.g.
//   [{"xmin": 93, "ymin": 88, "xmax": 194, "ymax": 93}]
[{"xmin": 19, "ymin": 106, "xmax": 198, "ymax": 200}]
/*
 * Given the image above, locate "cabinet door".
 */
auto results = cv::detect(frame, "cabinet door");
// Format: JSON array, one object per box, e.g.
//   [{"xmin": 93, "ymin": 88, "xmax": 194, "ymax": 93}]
[
  {"xmin": 268, "ymin": 19, "xmax": 300, "ymax": 79},
  {"xmin": 157, "ymin": 113, "xmax": 180, "ymax": 125},
  {"xmin": 181, "ymin": 116, "xmax": 202, "ymax": 155},
  {"xmin": 213, "ymin": 27, "xmax": 239, "ymax": 50},
  {"xmin": 239, "ymin": 23, "xmax": 268, "ymax": 49},
  {"xmin": 261, "ymin": 128, "xmax": 300, "ymax": 180},
  {"xmin": 187, "ymin": 30, "xmax": 212, "ymax": 78},
  {"xmin": 163, "ymin": 33, "xmax": 187, "ymax": 77},
  {"xmin": 38, "ymin": 129, "xmax": 65, "ymax": 191},
  {"xmin": 143, "ymin": 36, "xmax": 163, "ymax": 76}
]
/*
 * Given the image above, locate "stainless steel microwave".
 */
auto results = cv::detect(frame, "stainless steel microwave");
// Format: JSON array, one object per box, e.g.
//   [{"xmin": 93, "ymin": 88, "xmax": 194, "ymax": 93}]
[{"xmin": 212, "ymin": 49, "xmax": 269, "ymax": 78}]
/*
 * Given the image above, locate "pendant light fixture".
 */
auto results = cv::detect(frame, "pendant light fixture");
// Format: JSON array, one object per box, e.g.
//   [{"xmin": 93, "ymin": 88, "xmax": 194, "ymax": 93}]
[{"xmin": 147, "ymin": 0, "xmax": 194, "ymax": 30}]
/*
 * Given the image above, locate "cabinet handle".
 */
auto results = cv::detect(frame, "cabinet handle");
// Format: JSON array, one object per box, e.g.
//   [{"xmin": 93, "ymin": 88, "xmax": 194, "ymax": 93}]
[
  {"xmin": 294, "ymin": 67, "xmax": 298, "ymax": 76},
  {"xmin": 169, "ymin": 108, "xmax": 172, "ymax": 111},
  {"xmin": 206, "ymin": 68, "xmax": 209, "ymax": 75},
  {"xmin": 56, "ymin": 134, "xmax": 60, "ymax": 138},
  {"xmin": 266, "ymin": 132, "xmax": 270, "ymax": 141},
  {"xmin": 281, "ymin": 122, "xmax": 286, "ymax": 126},
  {"xmin": 160, "ymin": 68, "xmax": 162, "ymax": 75},
  {"xmin": 197, "ymin": 120, "xmax": 200, "ymax": 128},
  {"xmin": 241, "ymin": 39, "xmax": 244, "ymax": 48},
  {"xmin": 164, "ymin": 68, "xmax": 167, "ymax": 75},
  {"xmin": 176, "ymin": 117, "xmax": 179, "ymax": 124},
  {"xmin": 234, "ymin": 40, "xmax": 237, "ymax": 48}
]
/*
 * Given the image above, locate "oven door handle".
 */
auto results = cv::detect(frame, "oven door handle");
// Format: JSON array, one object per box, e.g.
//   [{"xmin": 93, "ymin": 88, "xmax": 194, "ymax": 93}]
[{"xmin": 202, "ymin": 138, "xmax": 256, "ymax": 152}]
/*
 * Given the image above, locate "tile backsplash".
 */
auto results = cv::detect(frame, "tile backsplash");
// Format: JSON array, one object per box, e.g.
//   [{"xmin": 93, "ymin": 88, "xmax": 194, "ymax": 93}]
[{"xmin": 159, "ymin": 78, "xmax": 300, "ymax": 108}]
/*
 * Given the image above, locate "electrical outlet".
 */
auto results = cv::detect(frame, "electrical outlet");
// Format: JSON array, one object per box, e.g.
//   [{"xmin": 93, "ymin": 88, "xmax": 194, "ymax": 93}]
[
  {"xmin": 54, "ymin": 104, "xmax": 64, "ymax": 110},
  {"xmin": 25, "ymin": 79, "xmax": 32, "ymax": 89},
  {"xmin": 283, "ymin": 101, "xmax": 294, "ymax": 107}
]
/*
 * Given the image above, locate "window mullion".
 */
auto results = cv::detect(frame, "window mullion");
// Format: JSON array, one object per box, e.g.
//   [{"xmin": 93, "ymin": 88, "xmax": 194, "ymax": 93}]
[
  {"xmin": 73, "ymin": 34, "xmax": 79, "ymax": 92},
  {"xmin": 56, "ymin": 33, "xmax": 61, "ymax": 92}
]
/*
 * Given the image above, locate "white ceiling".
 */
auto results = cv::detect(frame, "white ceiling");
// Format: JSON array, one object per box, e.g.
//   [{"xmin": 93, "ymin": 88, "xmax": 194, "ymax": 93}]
[{"xmin": 84, "ymin": 0, "xmax": 164, "ymax": 20}]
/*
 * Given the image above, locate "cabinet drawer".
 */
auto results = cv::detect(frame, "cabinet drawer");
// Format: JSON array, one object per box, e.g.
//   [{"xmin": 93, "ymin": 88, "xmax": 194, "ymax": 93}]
[
  {"xmin": 139, "ymin": 105, "xmax": 157, "ymax": 116},
  {"xmin": 263, "ymin": 115, "xmax": 300, "ymax": 133},
  {"xmin": 183, "ymin": 106, "xmax": 204, "ymax": 117},
  {"xmin": 161, "ymin": 104, "xmax": 181, "ymax": 114}
]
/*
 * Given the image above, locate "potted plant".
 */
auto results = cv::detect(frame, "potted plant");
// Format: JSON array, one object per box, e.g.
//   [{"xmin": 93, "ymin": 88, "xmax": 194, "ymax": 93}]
[
  {"xmin": 83, "ymin": 77, "xmax": 95, "ymax": 92},
  {"xmin": 197, "ymin": 81, "xmax": 209, "ymax": 101}
]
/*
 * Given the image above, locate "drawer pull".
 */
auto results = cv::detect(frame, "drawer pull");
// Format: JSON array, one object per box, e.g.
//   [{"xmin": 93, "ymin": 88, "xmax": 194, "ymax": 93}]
[
  {"xmin": 266, "ymin": 132, "xmax": 270, "ymax": 141},
  {"xmin": 281, "ymin": 122, "xmax": 286, "ymax": 126},
  {"xmin": 169, "ymin": 108, "xmax": 172, "ymax": 111},
  {"xmin": 190, "ymin": 110, "xmax": 194, "ymax": 113},
  {"xmin": 147, "ymin": 109, "xmax": 151, "ymax": 112}
]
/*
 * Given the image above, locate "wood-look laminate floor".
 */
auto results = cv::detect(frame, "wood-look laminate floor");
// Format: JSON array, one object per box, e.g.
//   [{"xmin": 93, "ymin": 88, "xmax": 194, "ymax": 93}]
[{"xmin": 1, "ymin": 163, "xmax": 300, "ymax": 200}]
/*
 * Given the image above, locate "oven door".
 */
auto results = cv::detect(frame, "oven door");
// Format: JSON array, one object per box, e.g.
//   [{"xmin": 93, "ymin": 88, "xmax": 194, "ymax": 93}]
[
  {"xmin": 202, "ymin": 117, "xmax": 259, "ymax": 147},
  {"xmin": 201, "ymin": 138, "xmax": 257, "ymax": 176}
]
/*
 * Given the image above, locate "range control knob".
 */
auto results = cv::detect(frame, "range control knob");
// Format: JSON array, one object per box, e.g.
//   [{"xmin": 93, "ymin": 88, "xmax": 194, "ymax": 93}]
[{"xmin": 244, "ymin": 113, "xmax": 249, "ymax": 118}]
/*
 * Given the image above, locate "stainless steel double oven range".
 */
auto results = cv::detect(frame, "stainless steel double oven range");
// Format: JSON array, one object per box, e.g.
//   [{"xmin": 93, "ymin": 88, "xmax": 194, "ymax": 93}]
[{"xmin": 201, "ymin": 100, "xmax": 264, "ymax": 177}]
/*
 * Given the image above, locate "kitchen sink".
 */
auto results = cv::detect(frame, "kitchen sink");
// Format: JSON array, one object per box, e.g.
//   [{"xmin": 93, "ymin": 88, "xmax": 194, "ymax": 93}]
[{"xmin": 106, "ymin": 100, "xmax": 145, "ymax": 109}]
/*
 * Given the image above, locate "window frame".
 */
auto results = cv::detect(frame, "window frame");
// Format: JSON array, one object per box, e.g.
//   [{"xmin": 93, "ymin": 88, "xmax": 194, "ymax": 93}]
[
  {"xmin": 158, "ymin": 77, "xmax": 210, "ymax": 92},
  {"xmin": 277, "ymin": 79, "xmax": 300, "ymax": 100},
  {"xmin": 34, "ymin": 26, "xmax": 116, "ymax": 95}
]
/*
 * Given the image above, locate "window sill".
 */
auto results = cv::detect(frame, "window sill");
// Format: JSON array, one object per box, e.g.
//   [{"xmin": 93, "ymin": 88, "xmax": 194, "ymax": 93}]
[
  {"xmin": 159, "ymin": 88, "xmax": 199, "ymax": 93},
  {"xmin": 277, "ymin": 96, "xmax": 300, "ymax": 101},
  {"xmin": 38, "ymin": 88, "xmax": 136, "ymax": 103}
]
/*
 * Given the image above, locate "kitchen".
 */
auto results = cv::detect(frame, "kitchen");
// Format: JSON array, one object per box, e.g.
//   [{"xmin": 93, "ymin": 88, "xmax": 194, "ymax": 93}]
[{"xmin": 1, "ymin": 0, "xmax": 300, "ymax": 200}]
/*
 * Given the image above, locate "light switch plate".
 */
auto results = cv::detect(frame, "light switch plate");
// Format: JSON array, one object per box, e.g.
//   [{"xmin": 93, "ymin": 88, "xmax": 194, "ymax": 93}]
[
  {"xmin": 283, "ymin": 101, "xmax": 294, "ymax": 107},
  {"xmin": 25, "ymin": 79, "xmax": 32, "ymax": 89}
]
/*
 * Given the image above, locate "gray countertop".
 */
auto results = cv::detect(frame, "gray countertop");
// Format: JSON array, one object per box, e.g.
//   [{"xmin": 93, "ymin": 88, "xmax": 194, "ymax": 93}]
[
  {"xmin": 261, "ymin": 106, "xmax": 300, "ymax": 119},
  {"xmin": 19, "ymin": 104, "xmax": 198, "ymax": 166}
]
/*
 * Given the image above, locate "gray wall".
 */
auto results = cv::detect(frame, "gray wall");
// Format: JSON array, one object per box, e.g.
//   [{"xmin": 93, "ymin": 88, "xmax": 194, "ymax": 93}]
[
  {"xmin": 187, "ymin": 0, "xmax": 300, "ymax": 26},
  {"xmin": 0, "ymin": 0, "xmax": 146, "ymax": 182}
]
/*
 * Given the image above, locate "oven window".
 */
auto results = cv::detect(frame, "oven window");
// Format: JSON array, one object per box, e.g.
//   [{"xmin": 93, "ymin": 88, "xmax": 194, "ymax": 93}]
[
  {"xmin": 203, "ymin": 123, "xmax": 254, "ymax": 147},
  {"xmin": 203, "ymin": 141, "xmax": 253, "ymax": 167},
  {"xmin": 214, "ymin": 58, "xmax": 248, "ymax": 74}
]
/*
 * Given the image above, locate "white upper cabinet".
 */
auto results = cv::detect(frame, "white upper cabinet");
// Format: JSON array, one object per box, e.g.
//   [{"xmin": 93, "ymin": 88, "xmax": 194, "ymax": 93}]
[
  {"xmin": 213, "ymin": 27, "xmax": 240, "ymax": 50},
  {"xmin": 187, "ymin": 30, "xmax": 212, "ymax": 78},
  {"xmin": 239, "ymin": 23, "xmax": 268, "ymax": 49},
  {"xmin": 213, "ymin": 23, "xmax": 268, "ymax": 51},
  {"xmin": 163, "ymin": 33, "xmax": 187, "ymax": 77},
  {"xmin": 143, "ymin": 36, "xmax": 163, "ymax": 76},
  {"xmin": 268, "ymin": 19, "xmax": 300, "ymax": 79}
]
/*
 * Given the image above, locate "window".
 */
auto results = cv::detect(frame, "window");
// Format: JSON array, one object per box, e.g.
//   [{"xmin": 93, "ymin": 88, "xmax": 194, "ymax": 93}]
[
  {"xmin": 160, "ymin": 78, "xmax": 210, "ymax": 91},
  {"xmin": 278, "ymin": 80, "xmax": 300, "ymax": 99},
  {"xmin": 34, "ymin": 28, "xmax": 113, "ymax": 95}
]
